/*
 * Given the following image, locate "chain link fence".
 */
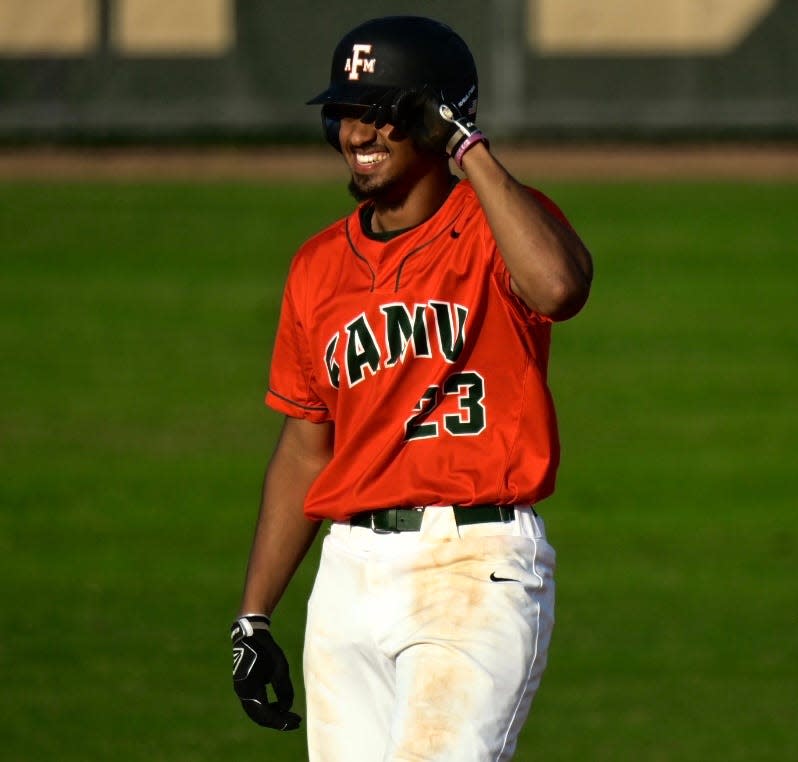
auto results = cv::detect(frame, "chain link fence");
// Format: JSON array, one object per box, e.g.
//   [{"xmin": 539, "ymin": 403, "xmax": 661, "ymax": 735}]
[{"xmin": 1, "ymin": 0, "xmax": 796, "ymax": 141}]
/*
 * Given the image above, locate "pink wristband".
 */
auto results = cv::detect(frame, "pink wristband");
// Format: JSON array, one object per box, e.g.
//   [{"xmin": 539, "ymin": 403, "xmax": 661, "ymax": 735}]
[{"xmin": 454, "ymin": 131, "xmax": 489, "ymax": 168}]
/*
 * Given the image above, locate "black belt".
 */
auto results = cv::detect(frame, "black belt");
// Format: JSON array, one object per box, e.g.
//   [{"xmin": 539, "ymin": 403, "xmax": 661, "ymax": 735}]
[{"xmin": 349, "ymin": 505, "xmax": 515, "ymax": 533}]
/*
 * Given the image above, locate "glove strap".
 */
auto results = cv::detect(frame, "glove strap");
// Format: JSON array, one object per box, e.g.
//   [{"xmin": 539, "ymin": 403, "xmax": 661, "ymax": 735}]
[
  {"xmin": 437, "ymin": 102, "xmax": 488, "ymax": 167},
  {"xmin": 231, "ymin": 614, "xmax": 271, "ymax": 640}
]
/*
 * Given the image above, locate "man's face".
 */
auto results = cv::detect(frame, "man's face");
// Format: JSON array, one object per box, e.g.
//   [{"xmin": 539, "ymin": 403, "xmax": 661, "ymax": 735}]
[{"xmin": 333, "ymin": 105, "xmax": 436, "ymax": 204}]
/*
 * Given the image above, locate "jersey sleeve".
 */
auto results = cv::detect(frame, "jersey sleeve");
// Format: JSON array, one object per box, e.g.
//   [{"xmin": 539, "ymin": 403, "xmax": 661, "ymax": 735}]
[
  {"xmin": 265, "ymin": 261, "xmax": 331, "ymax": 423},
  {"xmin": 530, "ymin": 187, "xmax": 574, "ymax": 231}
]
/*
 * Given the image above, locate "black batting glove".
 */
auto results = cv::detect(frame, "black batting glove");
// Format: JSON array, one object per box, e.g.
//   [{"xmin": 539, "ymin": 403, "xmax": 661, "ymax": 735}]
[
  {"xmin": 360, "ymin": 88, "xmax": 420, "ymax": 131},
  {"xmin": 360, "ymin": 88, "xmax": 402, "ymax": 129},
  {"xmin": 408, "ymin": 90, "xmax": 489, "ymax": 168},
  {"xmin": 231, "ymin": 614, "xmax": 302, "ymax": 731},
  {"xmin": 357, "ymin": 89, "xmax": 488, "ymax": 167}
]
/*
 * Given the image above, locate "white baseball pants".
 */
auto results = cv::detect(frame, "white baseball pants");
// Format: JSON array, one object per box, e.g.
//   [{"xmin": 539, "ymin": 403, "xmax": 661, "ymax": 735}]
[{"xmin": 303, "ymin": 505, "xmax": 556, "ymax": 762}]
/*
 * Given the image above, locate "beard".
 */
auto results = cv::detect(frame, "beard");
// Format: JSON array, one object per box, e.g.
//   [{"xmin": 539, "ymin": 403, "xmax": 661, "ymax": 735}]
[{"xmin": 347, "ymin": 172, "xmax": 402, "ymax": 205}]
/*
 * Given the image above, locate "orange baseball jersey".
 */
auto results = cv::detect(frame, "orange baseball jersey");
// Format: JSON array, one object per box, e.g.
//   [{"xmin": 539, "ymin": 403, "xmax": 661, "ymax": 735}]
[{"xmin": 266, "ymin": 180, "xmax": 569, "ymax": 522}]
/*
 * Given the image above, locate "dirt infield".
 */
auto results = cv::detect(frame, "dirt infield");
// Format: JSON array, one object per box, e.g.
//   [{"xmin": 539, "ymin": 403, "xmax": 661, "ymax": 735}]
[{"xmin": 1, "ymin": 143, "xmax": 797, "ymax": 181}]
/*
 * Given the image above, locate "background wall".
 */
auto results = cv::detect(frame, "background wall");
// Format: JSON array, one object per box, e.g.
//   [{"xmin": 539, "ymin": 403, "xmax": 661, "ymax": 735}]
[{"xmin": 1, "ymin": 0, "xmax": 796, "ymax": 141}]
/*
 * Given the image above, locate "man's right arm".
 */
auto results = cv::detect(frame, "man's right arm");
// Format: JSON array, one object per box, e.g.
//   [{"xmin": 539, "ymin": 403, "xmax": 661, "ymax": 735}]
[
  {"xmin": 231, "ymin": 415, "xmax": 332, "ymax": 730},
  {"xmin": 238, "ymin": 415, "xmax": 334, "ymax": 617}
]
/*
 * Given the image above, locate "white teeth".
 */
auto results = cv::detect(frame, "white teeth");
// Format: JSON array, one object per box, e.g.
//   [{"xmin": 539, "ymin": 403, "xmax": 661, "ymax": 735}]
[{"xmin": 355, "ymin": 152, "xmax": 387, "ymax": 166}]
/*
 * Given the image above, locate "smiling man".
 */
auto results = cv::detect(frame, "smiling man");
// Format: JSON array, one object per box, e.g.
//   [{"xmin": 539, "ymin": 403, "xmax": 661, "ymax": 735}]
[{"xmin": 230, "ymin": 15, "xmax": 593, "ymax": 762}]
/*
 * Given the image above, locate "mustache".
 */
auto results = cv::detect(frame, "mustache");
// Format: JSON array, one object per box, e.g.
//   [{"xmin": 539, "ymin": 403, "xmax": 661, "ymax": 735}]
[{"xmin": 347, "ymin": 138, "xmax": 389, "ymax": 153}]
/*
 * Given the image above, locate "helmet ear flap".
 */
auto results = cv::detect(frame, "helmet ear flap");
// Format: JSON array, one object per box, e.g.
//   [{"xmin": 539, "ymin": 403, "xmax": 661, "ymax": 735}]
[{"xmin": 321, "ymin": 108, "xmax": 342, "ymax": 152}]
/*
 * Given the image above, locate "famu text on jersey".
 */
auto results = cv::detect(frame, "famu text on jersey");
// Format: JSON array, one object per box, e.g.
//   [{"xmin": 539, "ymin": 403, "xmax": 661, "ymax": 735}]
[{"xmin": 324, "ymin": 300, "xmax": 469, "ymax": 389}]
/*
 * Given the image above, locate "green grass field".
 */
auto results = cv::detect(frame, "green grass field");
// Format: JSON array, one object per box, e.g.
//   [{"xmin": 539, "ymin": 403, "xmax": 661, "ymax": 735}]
[{"xmin": 1, "ymin": 177, "xmax": 796, "ymax": 761}]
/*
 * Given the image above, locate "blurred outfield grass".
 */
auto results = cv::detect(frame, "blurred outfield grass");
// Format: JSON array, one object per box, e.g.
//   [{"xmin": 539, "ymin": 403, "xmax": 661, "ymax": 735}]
[{"xmin": 1, "ymin": 178, "xmax": 796, "ymax": 761}]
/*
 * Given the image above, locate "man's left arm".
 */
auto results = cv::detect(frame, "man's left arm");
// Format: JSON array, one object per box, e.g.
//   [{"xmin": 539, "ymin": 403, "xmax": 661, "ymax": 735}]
[{"xmin": 461, "ymin": 143, "xmax": 593, "ymax": 321}]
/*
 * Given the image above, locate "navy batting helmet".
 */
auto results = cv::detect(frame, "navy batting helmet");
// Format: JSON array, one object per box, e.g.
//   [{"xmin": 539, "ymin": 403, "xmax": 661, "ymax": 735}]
[{"xmin": 307, "ymin": 16, "xmax": 478, "ymax": 151}]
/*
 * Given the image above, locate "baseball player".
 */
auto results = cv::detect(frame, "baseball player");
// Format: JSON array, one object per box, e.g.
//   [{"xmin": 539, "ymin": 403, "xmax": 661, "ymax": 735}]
[{"xmin": 231, "ymin": 15, "xmax": 592, "ymax": 762}]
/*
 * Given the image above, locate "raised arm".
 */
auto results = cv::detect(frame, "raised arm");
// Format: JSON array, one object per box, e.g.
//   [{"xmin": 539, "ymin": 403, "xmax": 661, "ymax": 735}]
[
  {"xmin": 405, "ymin": 91, "xmax": 593, "ymax": 320},
  {"xmin": 461, "ymin": 143, "xmax": 593, "ymax": 321}
]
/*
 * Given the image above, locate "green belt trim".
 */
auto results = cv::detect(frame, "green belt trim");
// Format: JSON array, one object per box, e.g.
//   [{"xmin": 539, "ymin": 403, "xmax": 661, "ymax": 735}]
[{"xmin": 349, "ymin": 505, "xmax": 515, "ymax": 533}]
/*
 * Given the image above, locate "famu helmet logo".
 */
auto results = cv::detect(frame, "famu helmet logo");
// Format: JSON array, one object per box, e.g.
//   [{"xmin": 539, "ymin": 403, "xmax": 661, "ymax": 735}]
[{"xmin": 345, "ymin": 44, "xmax": 376, "ymax": 80}]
